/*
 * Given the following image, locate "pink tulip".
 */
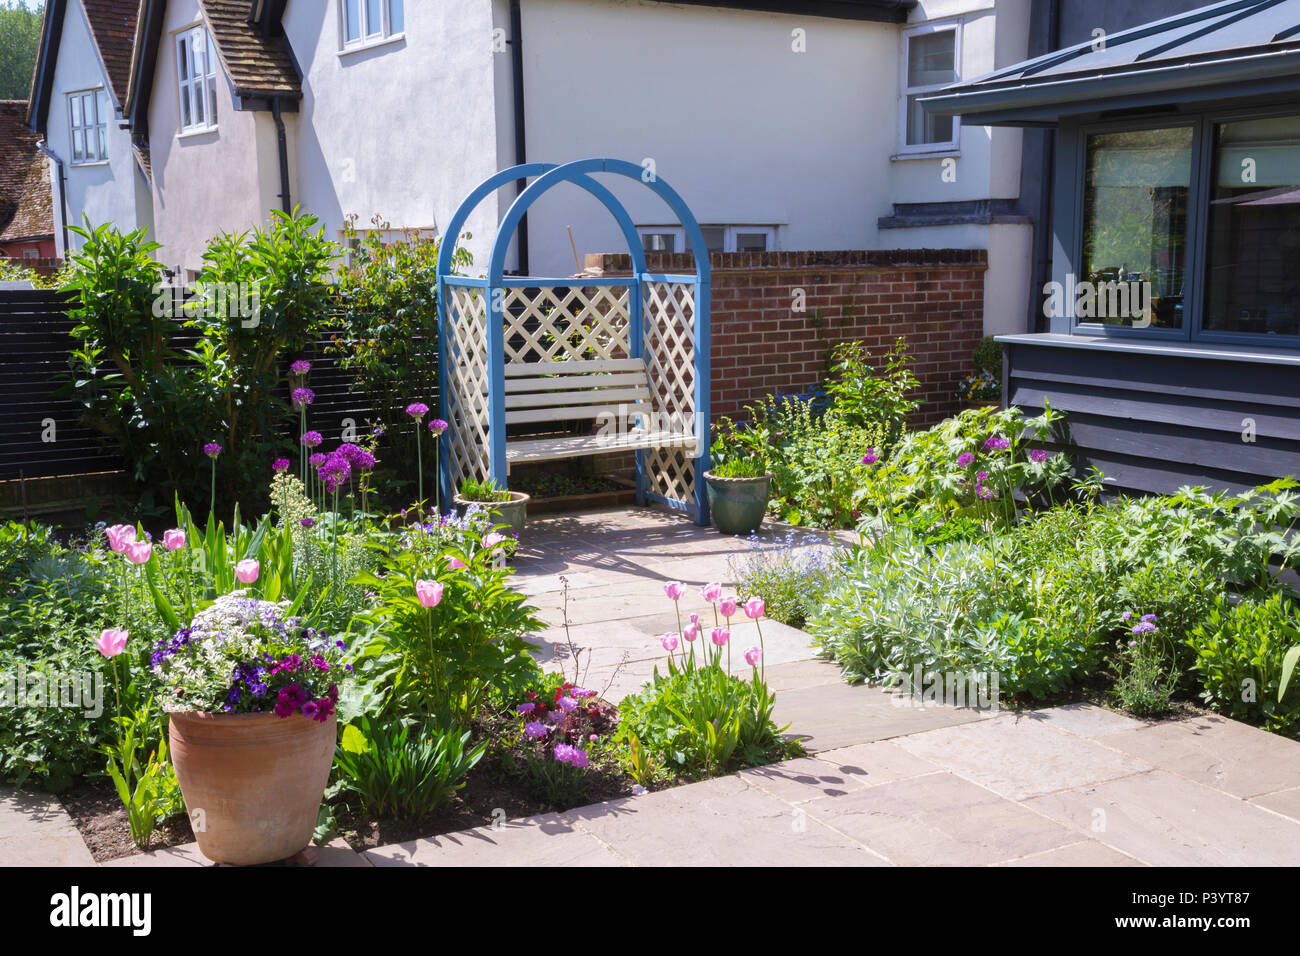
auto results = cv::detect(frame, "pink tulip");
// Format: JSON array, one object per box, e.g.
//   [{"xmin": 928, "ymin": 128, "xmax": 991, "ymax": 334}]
[
  {"xmin": 719, "ymin": 595, "xmax": 738, "ymax": 619},
  {"xmin": 415, "ymin": 579, "xmax": 444, "ymax": 608},
  {"xmin": 663, "ymin": 581, "xmax": 687, "ymax": 601},
  {"xmin": 744, "ymin": 646, "xmax": 762, "ymax": 667},
  {"xmin": 661, "ymin": 632, "xmax": 679, "ymax": 652},
  {"xmin": 234, "ymin": 559, "xmax": 260, "ymax": 584},
  {"xmin": 711, "ymin": 626, "xmax": 730, "ymax": 647},
  {"xmin": 162, "ymin": 528, "xmax": 186, "ymax": 551},
  {"xmin": 701, "ymin": 582, "xmax": 723, "ymax": 603},
  {"xmin": 125, "ymin": 540, "xmax": 152, "ymax": 565},
  {"xmin": 683, "ymin": 622, "xmax": 699, "ymax": 642},
  {"xmin": 743, "ymin": 597, "xmax": 766, "ymax": 620},
  {"xmin": 95, "ymin": 628, "xmax": 129, "ymax": 658},
  {"xmin": 447, "ymin": 556, "xmax": 467, "ymax": 570},
  {"xmin": 105, "ymin": 524, "xmax": 136, "ymax": 554}
]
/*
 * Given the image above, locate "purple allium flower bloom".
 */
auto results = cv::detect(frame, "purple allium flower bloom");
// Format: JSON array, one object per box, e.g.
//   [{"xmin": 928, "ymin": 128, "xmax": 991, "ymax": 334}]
[
  {"xmin": 309, "ymin": 452, "xmax": 327, "ymax": 468},
  {"xmin": 300, "ymin": 430, "xmax": 323, "ymax": 448},
  {"xmin": 290, "ymin": 359, "xmax": 311, "ymax": 376},
  {"xmin": 1132, "ymin": 621, "xmax": 1157, "ymax": 635},
  {"xmin": 1028, "ymin": 449, "xmax": 1050, "ymax": 463},
  {"xmin": 1121, "ymin": 611, "xmax": 1132, "ymax": 621},
  {"xmin": 406, "ymin": 402, "xmax": 429, "ymax": 421},
  {"xmin": 553, "ymin": 743, "xmax": 577, "ymax": 764},
  {"xmin": 292, "ymin": 387, "xmax": 315, "ymax": 409},
  {"xmin": 203, "ymin": 442, "xmax": 222, "ymax": 458},
  {"xmin": 860, "ymin": 448, "xmax": 878, "ymax": 465},
  {"xmin": 428, "ymin": 418, "xmax": 448, "ymax": 436},
  {"xmin": 957, "ymin": 452, "xmax": 975, "ymax": 468},
  {"xmin": 976, "ymin": 486, "xmax": 995, "ymax": 499},
  {"xmin": 1141, "ymin": 613, "xmax": 1157, "ymax": 622},
  {"xmin": 557, "ymin": 696, "xmax": 578, "ymax": 714},
  {"xmin": 983, "ymin": 435, "xmax": 1011, "ymax": 452},
  {"xmin": 568, "ymin": 747, "xmax": 589, "ymax": 769},
  {"xmin": 273, "ymin": 457, "xmax": 290, "ymax": 473},
  {"xmin": 524, "ymin": 721, "xmax": 548, "ymax": 739},
  {"xmin": 516, "ymin": 702, "xmax": 536, "ymax": 714},
  {"xmin": 976, "ymin": 471, "xmax": 989, "ymax": 482}
]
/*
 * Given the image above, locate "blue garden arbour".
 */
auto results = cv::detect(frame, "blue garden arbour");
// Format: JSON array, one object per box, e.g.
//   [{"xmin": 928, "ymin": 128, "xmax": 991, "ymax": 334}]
[{"xmin": 435, "ymin": 158, "xmax": 713, "ymax": 525}]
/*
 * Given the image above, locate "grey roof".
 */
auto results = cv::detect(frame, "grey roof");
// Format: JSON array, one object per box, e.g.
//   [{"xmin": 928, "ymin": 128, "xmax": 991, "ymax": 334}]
[{"xmin": 924, "ymin": 0, "xmax": 1300, "ymax": 124}]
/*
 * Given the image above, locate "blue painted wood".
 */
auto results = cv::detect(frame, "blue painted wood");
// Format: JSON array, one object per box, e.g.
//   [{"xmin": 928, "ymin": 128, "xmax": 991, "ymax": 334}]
[
  {"xmin": 693, "ymin": 278, "xmax": 712, "ymax": 526},
  {"xmin": 435, "ymin": 269, "xmax": 452, "ymax": 511},
  {"xmin": 439, "ymin": 158, "xmax": 713, "ymax": 524}
]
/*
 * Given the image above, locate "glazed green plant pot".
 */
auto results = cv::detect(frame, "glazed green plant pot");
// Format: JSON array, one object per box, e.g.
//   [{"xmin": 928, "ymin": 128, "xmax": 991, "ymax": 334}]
[
  {"xmin": 704, "ymin": 472, "xmax": 772, "ymax": 536},
  {"xmin": 454, "ymin": 490, "xmax": 529, "ymax": 538}
]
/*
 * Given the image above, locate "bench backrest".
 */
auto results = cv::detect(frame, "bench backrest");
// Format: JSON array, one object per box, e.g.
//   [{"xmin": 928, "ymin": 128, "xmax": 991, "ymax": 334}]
[{"xmin": 503, "ymin": 358, "xmax": 651, "ymax": 426}]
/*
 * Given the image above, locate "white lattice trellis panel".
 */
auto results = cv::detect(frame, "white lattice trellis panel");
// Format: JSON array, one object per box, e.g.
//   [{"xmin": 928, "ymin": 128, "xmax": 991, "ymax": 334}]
[
  {"xmin": 502, "ymin": 285, "xmax": 631, "ymax": 365},
  {"xmin": 642, "ymin": 281, "xmax": 699, "ymax": 506},
  {"xmin": 446, "ymin": 287, "xmax": 492, "ymax": 488}
]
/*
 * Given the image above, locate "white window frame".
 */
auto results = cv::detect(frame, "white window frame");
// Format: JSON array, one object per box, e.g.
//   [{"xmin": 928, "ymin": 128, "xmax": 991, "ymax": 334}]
[
  {"xmin": 339, "ymin": 0, "xmax": 404, "ymax": 52},
  {"xmin": 67, "ymin": 88, "xmax": 109, "ymax": 165},
  {"xmin": 637, "ymin": 225, "xmax": 777, "ymax": 255},
  {"xmin": 175, "ymin": 25, "xmax": 219, "ymax": 135},
  {"xmin": 898, "ymin": 19, "xmax": 962, "ymax": 156}
]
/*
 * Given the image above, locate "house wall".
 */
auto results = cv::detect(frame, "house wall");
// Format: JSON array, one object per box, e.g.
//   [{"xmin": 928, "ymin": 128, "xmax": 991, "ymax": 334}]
[
  {"xmin": 283, "ymin": 0, "xmax": 504, "ymax": 272},
  {"xmin": 147, "ymin": 0, "xmax": 277, "ymax": 275},
  {"xmin": 592, "ymin": 249, "xmax": 987, "ymax": 427},
  {"xmin": 44, "ymin": 0, "xmax": 150, "ymax": 256}
]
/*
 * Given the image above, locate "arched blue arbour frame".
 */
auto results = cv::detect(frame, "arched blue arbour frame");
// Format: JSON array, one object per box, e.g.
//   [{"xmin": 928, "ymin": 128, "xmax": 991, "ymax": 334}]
[{"xmin": 435, "ymin": 158, "xmax": 712, "ymax": 525}]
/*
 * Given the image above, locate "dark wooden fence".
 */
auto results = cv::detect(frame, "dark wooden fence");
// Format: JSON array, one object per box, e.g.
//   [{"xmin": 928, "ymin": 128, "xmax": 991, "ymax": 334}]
[{"xmin": 0, "ymin": 289, "xmax": 414, "ymax": 482}]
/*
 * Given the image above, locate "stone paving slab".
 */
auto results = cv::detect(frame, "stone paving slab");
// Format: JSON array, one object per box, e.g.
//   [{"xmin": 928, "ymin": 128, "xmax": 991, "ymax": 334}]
[
  {"xmin": 996, "ymin": 840, "xmax": 1146, "ymax": 867},
  {"xmin": 0, "ymin": 787, "xmax": 95, "ymax": 866},
  {"xmin": 1248, "ymin": 787, "xmax": 1300, "ymax": 823},
  {"xmin": 560, "ymin": 773, "xmax": 890, "ymax": 866},
  {"xmin": 102, "ymin": 837, "xmax": 370, "ymax": 868},
  {"xmin": 1025, "ymin": 703, "xmax": 1148, "ymax": 738},
  {"xmin": 740, "ymin": 741, "xmax": 939, "ymax": 804},
  {"xmin": 894, "ymin": 714, "xmax": 1153, "ymax": 802},
  {"xmin": 1095, "ymin": 714, "xmax": 1300, "ymax": 799},
  {"xmin": 364, "ymin": 814, "xmax": 625, "ymax": 867},
  {"xmin": 802, "ymin": 771, "xmax": 1077, "ymax": 866},
  {"xmin": 1024, "ymin": 770, "xmax": 1300, "ymax": 866}
]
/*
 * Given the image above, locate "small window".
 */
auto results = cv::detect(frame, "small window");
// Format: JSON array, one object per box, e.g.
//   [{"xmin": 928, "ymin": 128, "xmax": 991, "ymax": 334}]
[
  {"xmin": 638, "ymin": 226, "xmax": 776, "ymax": 255},
  {"xmin": 341, "ymin": 0, "xmax": 403, "ymax": 49},
  {"xmin": 68, "ymin": 89, "xmax": 109, "ymax": 163},
  {"xmin": 176, "ymin": 26, "xmax": 218, "ymax": 133},
  {"xmin": 900, "ymin": 22, "xmax": 960, "ymax": 153}
]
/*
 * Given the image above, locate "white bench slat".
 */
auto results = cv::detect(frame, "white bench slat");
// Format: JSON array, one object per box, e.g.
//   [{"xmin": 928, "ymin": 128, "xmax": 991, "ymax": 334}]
[
  {"xmin": 504, "ymin": 371, "xmax": 648, "ymax": 393},
  {"xmin": 506, "ymin": 429, "xmax": 698, "ymax": 466},
  {"xmin": 505, "ymin": 387, "xmax": 649, "ymax": 411},
  {"xmin": 506, "ymin": 403, "xmax": 655, "ymax": 425},
  {"xmin": 505, "ymin": 358, "xmax": 644, "ymax": 376}
]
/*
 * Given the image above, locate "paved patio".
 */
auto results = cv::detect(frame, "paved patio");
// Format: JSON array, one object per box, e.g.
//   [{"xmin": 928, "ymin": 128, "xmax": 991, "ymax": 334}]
[{"xmin": 6, "ymin": 505, "xmax": 1300, "ymax": 867}]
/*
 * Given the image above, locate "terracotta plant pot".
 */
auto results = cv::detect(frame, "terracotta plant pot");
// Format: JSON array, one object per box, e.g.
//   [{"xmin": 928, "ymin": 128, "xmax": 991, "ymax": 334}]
[
  {"xmin": 169, "ymin": 710, "xmax": 336, "ymax": 866},
  {"xmin": 454, "ymin": 490, "xmax": 530, "ymax": 538},
  {"xmin": 704, "ymin": 471, "xmax": 772, "ymax": 535}
]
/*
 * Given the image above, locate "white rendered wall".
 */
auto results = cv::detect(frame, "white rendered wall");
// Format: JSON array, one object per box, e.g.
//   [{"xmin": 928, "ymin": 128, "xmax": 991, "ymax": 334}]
[
  {"xmin": 44, "ymin": 0, "xmax": 151, "ymax": 255},
  {"xmin": 148, "ymin": 0, "xmax": 276, "ymax": 274},
  {"xmin": 284, "ymin": 0, "xmax": 504, "ymax": 273}
]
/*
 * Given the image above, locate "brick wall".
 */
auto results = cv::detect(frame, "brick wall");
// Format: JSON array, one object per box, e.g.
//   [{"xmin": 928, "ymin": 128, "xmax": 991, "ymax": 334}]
[{"xmin": 588, "ymin": 249, "xmax": 987, "ymax": 428}]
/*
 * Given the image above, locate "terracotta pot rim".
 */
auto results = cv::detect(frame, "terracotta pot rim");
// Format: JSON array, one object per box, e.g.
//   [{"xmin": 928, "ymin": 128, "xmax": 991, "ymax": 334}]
[{"xmin": 167, "ymin": 709, "xmax": 335, "ymax": 725}]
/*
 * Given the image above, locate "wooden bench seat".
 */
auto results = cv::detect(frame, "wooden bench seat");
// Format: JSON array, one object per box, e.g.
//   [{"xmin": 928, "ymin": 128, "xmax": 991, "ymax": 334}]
[{"xmin": 503, "ymin": 358, "xmax": 696, "ymax": 469}]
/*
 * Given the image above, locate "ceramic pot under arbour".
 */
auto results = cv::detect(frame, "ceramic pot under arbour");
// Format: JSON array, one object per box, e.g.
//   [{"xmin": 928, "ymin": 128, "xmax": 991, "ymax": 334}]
[
  {"xmin": 168, "ymin": 710, "xmax": 336, "ymax": 866},
  {"xmin": 453, "ymin": 490, "xmax": 530, "ymax": 539},
  {"xmin": 704, "ymin": 471, "xmax": 773, "ymax": 536}
]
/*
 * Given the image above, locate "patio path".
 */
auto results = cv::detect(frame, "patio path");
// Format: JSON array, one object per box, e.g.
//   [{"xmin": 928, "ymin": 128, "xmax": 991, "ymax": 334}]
[{"xmin": 7, "ymin": 505, "xmax": 1300, "ymax": 867}]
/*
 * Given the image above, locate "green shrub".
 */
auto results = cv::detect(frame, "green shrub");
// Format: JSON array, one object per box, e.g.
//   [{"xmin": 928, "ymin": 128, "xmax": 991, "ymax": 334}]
[
  {"xmin": 333, "ymin": 717, "xmax": 485, "ymax": 820},
  {"xmin": 823, "ymin": 337, "xmax": 919, "ymax": 445},
  {"xmin": 1187, "ymin": 594, "xmax": 1300, "ymax": 734},
  {"xmin": 615, "ymin": 665, "xmax": 798, "ymax": 780}
]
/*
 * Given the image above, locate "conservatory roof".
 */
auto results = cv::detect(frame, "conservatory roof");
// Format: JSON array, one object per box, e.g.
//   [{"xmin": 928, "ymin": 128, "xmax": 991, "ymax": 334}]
[{"xmin": 923, "ymin": 0, "xmax": 1300, "ymax": 125}]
